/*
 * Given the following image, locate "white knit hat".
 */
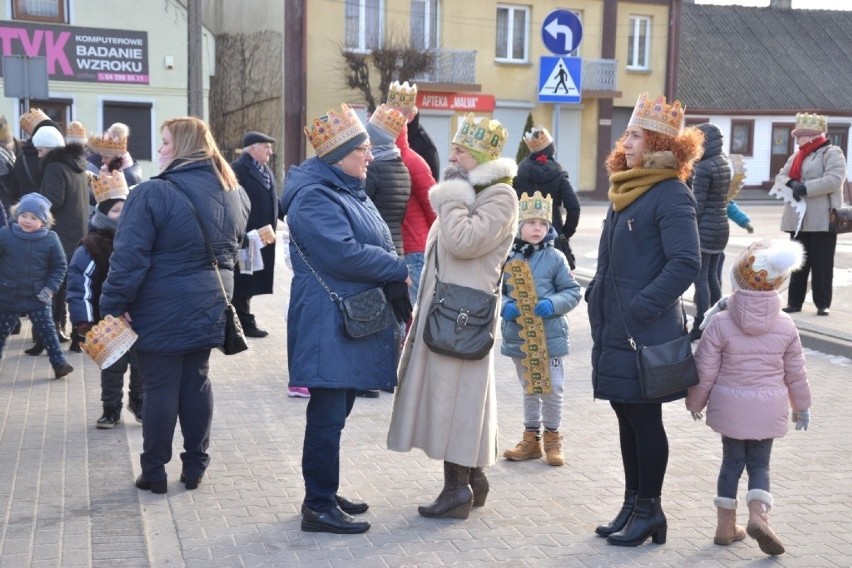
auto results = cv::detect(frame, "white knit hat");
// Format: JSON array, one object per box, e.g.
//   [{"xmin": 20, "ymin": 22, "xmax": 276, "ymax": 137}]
[
  {"xmin": 731, "ymin": 239, "xmax": 805, "ymax": 291},
  {"xmin": 32, "ymin": 125, "xmax": 66, "ymax": 149}
]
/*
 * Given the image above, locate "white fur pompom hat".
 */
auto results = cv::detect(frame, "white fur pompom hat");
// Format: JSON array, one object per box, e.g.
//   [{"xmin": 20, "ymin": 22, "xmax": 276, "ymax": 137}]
[{"xmin": 731, "ymin": 239, "xmax": 805, "ymax": 291}]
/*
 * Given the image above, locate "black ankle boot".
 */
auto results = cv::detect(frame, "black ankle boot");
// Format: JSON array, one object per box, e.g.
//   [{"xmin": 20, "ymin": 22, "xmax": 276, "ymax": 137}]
[
  {"xmin": 418, "ymin": 461, "xmax": 473, "ymax": 519},
  {"xmin": 607, "ymin": 496, "xmax": 667, "ymax": 546},
  {"xmin": 469, "ymin": 467, "xmax": 489, "ymax": 507},
  {"xmin": 596, "ymin": 490, "xmax": 637, "ymax": 537},
  {"xmin": 25, "ymin": 340, "xmax": 45, "ymax": 356}
]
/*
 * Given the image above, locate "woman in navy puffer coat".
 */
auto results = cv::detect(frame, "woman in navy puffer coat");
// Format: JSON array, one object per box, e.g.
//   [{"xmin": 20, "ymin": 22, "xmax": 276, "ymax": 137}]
[
  {"xmin": 586, "ymin": 94, "xmax": 703, "ymax": 548},
  {"xmin": 689, "ymin": 123, "xmax": 732, "ymax": 337},
  {"xmin": 100, "ymin": 117, "xmax": 249, "ymax": 494}
]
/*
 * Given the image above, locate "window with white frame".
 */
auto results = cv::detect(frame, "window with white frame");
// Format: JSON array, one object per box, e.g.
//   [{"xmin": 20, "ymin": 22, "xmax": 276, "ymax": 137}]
[
  {"xmin": 411, "ymin": 0, "xmax": 438, "ymax": 50},
  {"xmin": 13, "ymin": 0, "xmax": 67, "ymax": 23},
  {"xmin": 345, "ymin": 0, "xmax": 383, "ymax": 52},
  {"xmin": 627, "ymin": 16, "xmax": 651, "ymax": 70},
  {"xmin": 496, "ymin": 4, "xmax": 529, "ymax": 63}
]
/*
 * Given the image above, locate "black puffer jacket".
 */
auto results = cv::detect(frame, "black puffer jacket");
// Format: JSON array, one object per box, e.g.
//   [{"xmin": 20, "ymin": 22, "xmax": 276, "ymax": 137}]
[
  {"xmin": 513, "ymin": 145, "xmax": 581, "ymax": 238},
  {"xmin": 691, "ymin": 124, "xmax": 731, "ymax": 253},
  {"xmin": 39, "ymin": 143, "xmax": 90, "ymax": 259},
  {"xmin": 365, "ymin": 154, "xmax": 411, "ymax": 256},
  {"xmin": 407, "ymin": 113, "xmax": 440, "ymax": 181}
]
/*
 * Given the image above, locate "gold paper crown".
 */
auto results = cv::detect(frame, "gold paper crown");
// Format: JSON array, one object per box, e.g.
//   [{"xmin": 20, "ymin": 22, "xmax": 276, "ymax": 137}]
[
  {"xmin": 81, "ymin": 315, "xmax": 138, "ymax": 369},
  {"xmin": 66, "ymin": 121, "xmax": 87, "ymax": 141},
  {"xmin": 523, "ymin": 126, "xmax": 553, "ymax": 153},
  {"xmin": 20, "ymin": 108, "xmax": 50, "ymax": 135},
  {"xmin": 89, "ymin": 131, "xmax": 128, "ymax": 157},
  {"xmin": 0, "ymin": 115, "xmax": 11, "ymax": 143},
  {"xmin": 628, "ymin": 93, "xmax": 685, "ymax": 138},
  {"xmin": 728, "ymin": 154, "xmax": 747, "ymax": 201},
  {"xmin": 387, "ymin": 80, "xmax": 418, "ymax": 115},
  {"xmin": 791, "ymin": 113, "xmax": 827, "ymax": 136},
  {"xmin": 91, "ymin": 170, "xmax": 129, "ymax": 203},
  {"xmin": 368, "ymin": 104, "xmax": 407, "ymax": 139},
  {"xmin": 518, "ymin": 191, "xmax": 553, "ymax": 224},
  {"xmin": 304, "ymin": 103, "xmax": 368, "ymax": 158},
  {"xmin": 452, "ymin": 114, "xmax": 508, "ymax": 161}
]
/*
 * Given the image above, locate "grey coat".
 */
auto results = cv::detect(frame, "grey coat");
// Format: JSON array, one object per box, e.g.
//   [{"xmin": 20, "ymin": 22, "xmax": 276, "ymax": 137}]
[{"xmin": 777, "ymin": 143, "xmax": 846, "ymax": 233}]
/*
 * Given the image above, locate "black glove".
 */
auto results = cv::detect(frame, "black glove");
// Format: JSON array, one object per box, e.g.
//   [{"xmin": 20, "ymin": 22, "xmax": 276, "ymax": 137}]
[
  {"xmin": 384, "ymin": 281, "xmax": 413, "ymax": 324},
  {"xmin": 786, "ymin": 179, "xmax": 807, "ymax": 201}
]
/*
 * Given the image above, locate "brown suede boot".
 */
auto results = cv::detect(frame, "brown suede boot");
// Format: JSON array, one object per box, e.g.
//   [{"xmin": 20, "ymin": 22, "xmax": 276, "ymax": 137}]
[
  {"xmin": 746, "ymin": 490, "xmax": 784, "ymax": 556},
  {"xmin": 543, "ymin": 430, "xmax": 565, "ymax": 466},
  {"xmin": 417, "ymin": 461, "xmax": 473, "ymax": 519},
  {"xmin": 713, "ymin": 497, "xmax": 746, "ymax": 545},
  {"xmin": 503, "ymin": 430, "xmax": 542, "ymax": 461}
]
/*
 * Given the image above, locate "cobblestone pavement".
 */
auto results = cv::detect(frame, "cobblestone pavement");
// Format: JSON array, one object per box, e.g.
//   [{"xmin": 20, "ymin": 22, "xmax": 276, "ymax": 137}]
[{"xmin": 1, "ymin": 202, "xmax": 850, "ymax": 567}]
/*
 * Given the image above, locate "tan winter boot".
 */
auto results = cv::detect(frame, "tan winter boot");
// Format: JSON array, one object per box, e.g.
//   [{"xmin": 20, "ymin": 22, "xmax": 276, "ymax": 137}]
[
  {"xmin": 503, "ymin": 430, "xmax": 542, "ymax": 461},
  {"xmin": 713, "ymin": 496, "xmax": 746, "ymax": 545},
  {"xmin": 543, "ymin": 430, "xmax": 565, "ymax": 466},
  {"xmin": 746, "ymin": 489, "xmax": 785, "ymax": 555}
]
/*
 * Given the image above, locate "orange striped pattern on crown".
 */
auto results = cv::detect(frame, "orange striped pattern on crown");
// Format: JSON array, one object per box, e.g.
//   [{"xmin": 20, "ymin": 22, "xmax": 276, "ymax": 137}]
[
  {"xmin": 91, "ymin": 170, "xmax": 129, "ymax": 203},
  {"xmin": 89, "ymin": 132, "xmax": 127, "ymax": 157},
  {"xmin": 66, "ymin": 121, "xmax": 87, "ymax": 141},
  {"xmin": 628, "ymin": 93, "xmax": 685, "ymax": 138},
  {"xmin": 523, "ymin": 126, "xmax": 553, "ymax": 153},
  {"xmin": 387, "ymin": 81, "xmax": 418, "ymax": 114},
  {"xmin": 81, "ymin": 315, "xmax": 138, "ymax": 369},
  {"xmin": 368, "ymin": 104, "xmax": 407, "ymax": 139},
  {"xmin": 304, "ymin": 103, "xmax": 367, "ymax": 158},
  {"xmin": 452, "ymin": 113, "xmax": 508, "ymax": 160},
  {"xmin": 20, "ymin": 108, "xmax": 50, "ymax": 135}
]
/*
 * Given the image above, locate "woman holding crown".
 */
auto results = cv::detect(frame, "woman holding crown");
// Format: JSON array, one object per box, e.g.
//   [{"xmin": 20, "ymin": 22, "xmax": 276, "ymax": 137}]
[
  {"xmin": 387, "ymin": 114, "xmax": 518, "ymax": 520},
  {"xmin": 585, "ymin": 94, "xmax": 703, "ymax": 547},
  {"xmin": 281, "ymin": 103, "xmax": 410, "ymax": 535},
  {"xmin": 100, "ymin": 117, "xmax": 249, "ymax": 495}
]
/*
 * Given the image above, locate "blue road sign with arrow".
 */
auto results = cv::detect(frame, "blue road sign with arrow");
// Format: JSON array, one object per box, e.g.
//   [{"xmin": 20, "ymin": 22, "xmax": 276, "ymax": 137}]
[{"xmin": 541, "ymin": 10, "xmax": 583, "ymax": 55}]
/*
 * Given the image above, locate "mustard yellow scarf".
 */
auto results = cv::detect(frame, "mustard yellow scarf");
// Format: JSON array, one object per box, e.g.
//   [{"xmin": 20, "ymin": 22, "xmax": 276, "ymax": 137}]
[{"xmin": 608, "ymin": 168, "xmax": 679, "ymax": 212}]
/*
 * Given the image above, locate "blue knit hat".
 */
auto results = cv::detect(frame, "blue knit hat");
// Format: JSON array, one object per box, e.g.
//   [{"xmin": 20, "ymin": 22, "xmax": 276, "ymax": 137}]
[{"xmin": 17, "ymin": 192, "xmax": 52, "ymax": 223}]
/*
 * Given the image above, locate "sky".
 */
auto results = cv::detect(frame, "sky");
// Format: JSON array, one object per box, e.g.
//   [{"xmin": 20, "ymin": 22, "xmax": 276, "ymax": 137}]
[{"xmin": 694, "ymin": 0, "xmax": 851, "ymax": 8}]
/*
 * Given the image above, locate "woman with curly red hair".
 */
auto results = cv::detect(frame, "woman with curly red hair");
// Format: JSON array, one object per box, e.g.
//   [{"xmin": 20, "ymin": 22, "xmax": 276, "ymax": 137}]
[{"xmin": 586, "ymin": 94, "xmax": 703, "ymax": 547}]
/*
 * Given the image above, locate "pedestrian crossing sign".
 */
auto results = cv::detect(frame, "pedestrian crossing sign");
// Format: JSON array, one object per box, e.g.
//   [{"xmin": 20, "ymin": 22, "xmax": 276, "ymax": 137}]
[{"xmin": 539, "ymin": 56, "xmax": 582, "ymax": 104}]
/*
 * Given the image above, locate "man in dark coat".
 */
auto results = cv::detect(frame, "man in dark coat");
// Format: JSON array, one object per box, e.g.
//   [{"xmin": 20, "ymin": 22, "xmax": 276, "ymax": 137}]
[
  {"xmin": 230, "ymin": 131, "xmax": 279, "ymax": 338},
  {"xmin": 407, "ymin": 112, "xmax": 440, "ymax": 181}
]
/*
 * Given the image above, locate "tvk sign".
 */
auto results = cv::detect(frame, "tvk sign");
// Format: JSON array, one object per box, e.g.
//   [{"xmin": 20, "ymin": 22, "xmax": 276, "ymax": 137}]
[{"xmin": 0, "ymin": 22, "xmax": 149, "ymax": 84}]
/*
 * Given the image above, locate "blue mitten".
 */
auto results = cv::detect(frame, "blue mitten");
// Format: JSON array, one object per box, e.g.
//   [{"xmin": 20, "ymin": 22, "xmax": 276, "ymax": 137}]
[
  {"xmin": 533, "ymin": 299, "xmax": 554, "ymax": 317},
  {"xmin": 501, "ymin": 302, "xmax": 520, "ymax": 321}
]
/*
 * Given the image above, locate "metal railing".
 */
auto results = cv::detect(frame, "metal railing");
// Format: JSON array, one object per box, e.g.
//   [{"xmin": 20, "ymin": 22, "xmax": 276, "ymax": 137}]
[{"xmin": 582, "ymin": 58, "xmax": 618, "ymax": 92}]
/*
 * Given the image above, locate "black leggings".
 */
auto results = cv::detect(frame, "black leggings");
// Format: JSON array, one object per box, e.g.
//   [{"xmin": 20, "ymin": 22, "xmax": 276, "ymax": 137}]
[{"xmin": 611, "ymin": 401, "xmax": 668, "ymax": 499}]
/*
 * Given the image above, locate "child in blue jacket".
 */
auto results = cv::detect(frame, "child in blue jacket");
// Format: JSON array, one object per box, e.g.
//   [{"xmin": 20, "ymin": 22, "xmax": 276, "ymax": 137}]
[
  {"xmin": 67, "ymin": 171, "xmax": 142, "ymax": 428},
  {"xmin": 500, "ymin": 192, "xmax": 582, "ymax": 466},
  {"xmin": 0, "ymin": 193, "xmax": 72, "ymax": 378}
]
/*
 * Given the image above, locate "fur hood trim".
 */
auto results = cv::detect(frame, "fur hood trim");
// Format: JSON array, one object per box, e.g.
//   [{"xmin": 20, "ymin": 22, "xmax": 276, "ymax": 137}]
[
  {"xmin": 429, "ymin": 178, "xmax": 475, "ymax": 210},
  {"xmin": 468, "ymin": 157, "xmax": 518, "ymax": 187},
  {"xmin": 643, "ymin": 150, "xmax": 678, "ymax": 171}
]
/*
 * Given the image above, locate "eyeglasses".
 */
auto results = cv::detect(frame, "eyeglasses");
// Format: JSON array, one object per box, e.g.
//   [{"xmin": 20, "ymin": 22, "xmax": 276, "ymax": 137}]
[{"xmin": 352, "ymin": 145, "xmax": 373, "ymax": 156}]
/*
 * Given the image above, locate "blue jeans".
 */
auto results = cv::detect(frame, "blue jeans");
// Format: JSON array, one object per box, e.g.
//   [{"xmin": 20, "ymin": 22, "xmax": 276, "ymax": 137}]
[
  {"xmin": 717, "ymin": 436, "xmax": 773, "ymax": 498},
  {"xmin": 134, "ymin": 348, "xmax": 213, "ymax": 481},
  {"xmin": 404, "ymin": 252, "xmax": 425, "ymax": 304}
]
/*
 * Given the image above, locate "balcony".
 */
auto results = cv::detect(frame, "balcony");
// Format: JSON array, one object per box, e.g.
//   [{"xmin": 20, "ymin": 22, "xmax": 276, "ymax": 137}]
[
  {"xmin": 582, "ymin": 58, "xmax": 620, "ymax": 97},
  {"xmin": 414, "ymin": 49, "xmax": 478, "ymax": 90}
]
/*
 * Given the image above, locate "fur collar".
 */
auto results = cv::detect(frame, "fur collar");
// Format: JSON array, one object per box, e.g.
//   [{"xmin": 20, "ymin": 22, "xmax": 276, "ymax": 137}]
[
  {"xmin": 643, "ymin": 150, "xmax": 678, "ymax": 170},
  {"xmin": 428, "ymin": 157, "xmax": 518, "ymax": 211},
  {"xmin": 40, "ymin": 143, "xmax": 87, "ymax": 173}
]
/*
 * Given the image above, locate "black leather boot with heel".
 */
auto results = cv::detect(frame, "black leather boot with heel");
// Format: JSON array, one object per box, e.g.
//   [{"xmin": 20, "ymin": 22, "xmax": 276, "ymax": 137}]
[
  {"xmin": 607, "ymin": 496, "xmax": 667, "ymax": 547},
  {"xmin": 469, "ymin": 467, "xmax": 489, "ymax": 507},
  {"xmin": 418, "ymin": 461, "xmax": 473, "ymax": 519},
  {"xmin": 596, "ymin": 489, "xmax": 638, "ymax": 537}
]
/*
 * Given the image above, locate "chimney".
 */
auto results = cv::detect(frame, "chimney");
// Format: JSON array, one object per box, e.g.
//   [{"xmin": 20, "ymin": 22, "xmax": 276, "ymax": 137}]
[{"xmin": 769, "ymin": 0, "xmax": 793, "ymax": 8}]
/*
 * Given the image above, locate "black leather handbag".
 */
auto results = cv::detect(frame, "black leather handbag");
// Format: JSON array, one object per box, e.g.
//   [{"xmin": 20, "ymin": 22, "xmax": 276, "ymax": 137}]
[
  {"xmin": 829, "ymin": 206, "xmax": 852, "ymax": 234},
  {"xmin": 292, "ymin": 237, "xmax": 394, "ymax": 339},
  {"xmin": 606, "ymin": 213, "xmax": 698, "ymax": 398},
  {"xmin": 422, "ymin": 248, "xmax": 499, "ymax": 360}
]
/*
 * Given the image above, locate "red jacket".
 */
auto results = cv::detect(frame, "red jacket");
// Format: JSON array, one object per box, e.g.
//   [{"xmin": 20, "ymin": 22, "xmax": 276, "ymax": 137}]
[{"xmin": 397, "ymin": 125, "xmax": 437, "ymax": 254}]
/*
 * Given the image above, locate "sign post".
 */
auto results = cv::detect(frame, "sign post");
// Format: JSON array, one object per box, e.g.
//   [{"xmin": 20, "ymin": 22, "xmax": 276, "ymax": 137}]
[{"xmin": 540, "ymin": 10, "xmax": 584, "ymax": 162}]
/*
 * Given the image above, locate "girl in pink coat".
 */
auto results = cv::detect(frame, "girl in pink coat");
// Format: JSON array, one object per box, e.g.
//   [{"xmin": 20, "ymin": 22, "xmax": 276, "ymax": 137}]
[{"xmin": 686, "ymin": 239, "xmax": 811, "ymax": 557}]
